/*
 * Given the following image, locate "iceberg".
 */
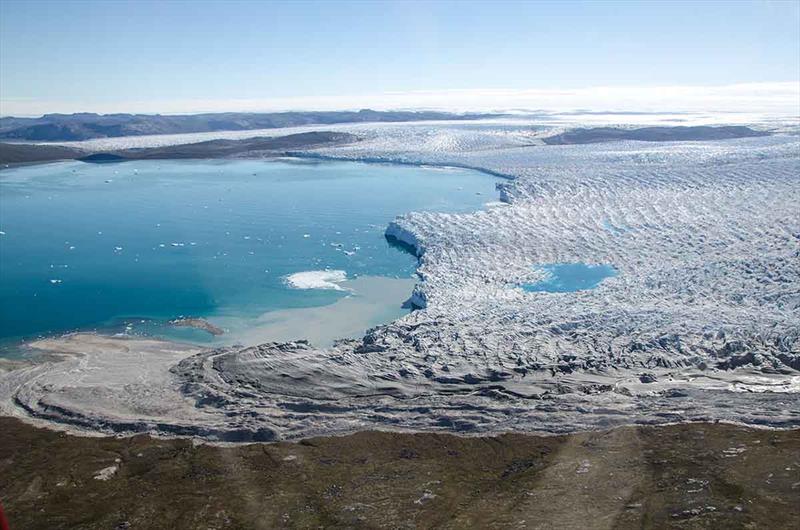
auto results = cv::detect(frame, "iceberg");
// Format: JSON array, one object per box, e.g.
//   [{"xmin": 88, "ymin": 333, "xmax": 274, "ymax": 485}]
[{"xmin": 284, "ymin": 270, "xmax": 348, "ymax": 290}]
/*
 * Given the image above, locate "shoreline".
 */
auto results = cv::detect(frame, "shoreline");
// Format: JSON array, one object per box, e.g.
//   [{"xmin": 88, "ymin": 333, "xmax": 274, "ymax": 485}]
[{"xmin": 0, "ymin": 273, "xmax": 418, "ymax": 360}]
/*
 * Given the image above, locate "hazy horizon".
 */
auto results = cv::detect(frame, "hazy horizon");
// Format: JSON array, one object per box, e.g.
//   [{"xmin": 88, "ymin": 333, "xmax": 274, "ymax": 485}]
[
  {"xmin": 1, "ymin": 81, "xmax": 799, "ymax": 118},
  {"xmin": 1, "ymin": 0, "xmax": 798, "ymax": 117}
]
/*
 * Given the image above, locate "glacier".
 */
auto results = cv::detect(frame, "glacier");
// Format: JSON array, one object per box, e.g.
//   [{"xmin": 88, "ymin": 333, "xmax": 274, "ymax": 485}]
[{"xmin": 1, "ymin": 121, "xmax": 798, "ymax": 441}]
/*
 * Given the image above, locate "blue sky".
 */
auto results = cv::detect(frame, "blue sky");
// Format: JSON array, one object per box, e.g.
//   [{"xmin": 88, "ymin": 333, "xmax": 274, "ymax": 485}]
[{"xmin": 1, "ymin": 0, "xmax": 798, "ymax": 115}]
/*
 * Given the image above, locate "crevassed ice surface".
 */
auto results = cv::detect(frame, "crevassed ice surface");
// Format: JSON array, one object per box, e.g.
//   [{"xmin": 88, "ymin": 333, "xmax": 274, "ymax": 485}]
[{"xmin": 2, "ymin": 124, "xmax": 799, "ymax": 442}]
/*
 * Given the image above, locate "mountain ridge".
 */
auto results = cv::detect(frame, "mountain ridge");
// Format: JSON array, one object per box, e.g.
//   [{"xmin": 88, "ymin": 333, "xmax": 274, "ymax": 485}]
[{"xmin": 0, "ymin": 109, "xmax": 502, "ymax": 142}]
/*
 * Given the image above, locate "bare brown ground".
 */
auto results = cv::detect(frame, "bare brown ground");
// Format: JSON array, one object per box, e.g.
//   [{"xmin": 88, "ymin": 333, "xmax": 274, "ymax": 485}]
[{"xmin": 1, "ymin": 417, "xmax": 798, "ymax": 529}]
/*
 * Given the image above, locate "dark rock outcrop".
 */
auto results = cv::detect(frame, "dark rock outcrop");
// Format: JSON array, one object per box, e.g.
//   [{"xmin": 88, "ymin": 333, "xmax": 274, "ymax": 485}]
[{"xmin": 542, "ymin": 125, "xmax": 769, "ymax": 145}]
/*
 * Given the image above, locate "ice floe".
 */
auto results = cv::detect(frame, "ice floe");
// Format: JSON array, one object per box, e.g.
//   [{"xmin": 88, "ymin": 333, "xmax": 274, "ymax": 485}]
[{"xmin": 284, "ymin": 270, "xmax": 348, "ymax": 290}]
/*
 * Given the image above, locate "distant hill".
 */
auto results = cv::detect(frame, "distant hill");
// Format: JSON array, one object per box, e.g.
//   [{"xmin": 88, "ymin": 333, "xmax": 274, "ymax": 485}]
[
  {"xmin": 0, "ymin": 110, "xmax": 501, "ymax": 142},
  {"xmin": 0, "ymin": 143, "xmax": 85, "ymax": 165},
  {"xmin": 1, "ymin": 131, "xmax": 357, "ymax": 165},
  {"xmin": 542, "ymin": 125, "xmax": 770, "ymax": 145},
  {"xmin": 80, "ymin": 131, "xmax": 358, "ymax": 161}
]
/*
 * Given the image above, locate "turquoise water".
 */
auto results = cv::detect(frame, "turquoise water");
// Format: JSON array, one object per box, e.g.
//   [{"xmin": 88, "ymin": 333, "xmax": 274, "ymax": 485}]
[
  {"xmin": 523, "ymin": 263, "xmax": 617, "ymax": 293},
  {"xmin": 0, "ymin": 159, "xmax": 497, "ymax": 347}
]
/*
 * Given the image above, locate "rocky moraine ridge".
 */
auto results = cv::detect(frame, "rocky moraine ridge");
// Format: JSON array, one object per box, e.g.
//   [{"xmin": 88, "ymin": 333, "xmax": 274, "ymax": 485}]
[{"xmin": 1, "ymin": 122, "xmax": 798, "ymax": 441}]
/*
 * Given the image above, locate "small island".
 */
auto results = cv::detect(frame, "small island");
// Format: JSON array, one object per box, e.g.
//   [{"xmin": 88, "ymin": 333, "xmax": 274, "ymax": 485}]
[{"xmin": 168, "ymin": 317, "xmax": 224, "ymax": 336}]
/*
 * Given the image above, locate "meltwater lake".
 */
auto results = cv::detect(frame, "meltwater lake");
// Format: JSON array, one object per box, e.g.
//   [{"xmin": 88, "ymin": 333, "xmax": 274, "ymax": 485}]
[{"xmin": 0, "ymin": 159, "xmax": 498, "ymax": 350}]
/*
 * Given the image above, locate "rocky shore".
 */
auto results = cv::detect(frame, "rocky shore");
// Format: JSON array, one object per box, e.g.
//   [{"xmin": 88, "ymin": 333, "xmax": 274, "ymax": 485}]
[{"xmin": 169, "ymin": 318, "xmax": 225, "ymax": 336}]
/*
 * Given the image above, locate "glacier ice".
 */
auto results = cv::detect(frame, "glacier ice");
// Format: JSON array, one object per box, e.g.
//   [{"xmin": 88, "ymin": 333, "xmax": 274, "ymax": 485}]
[
  {"xmin": 1, "ymin": 123, "xmax": 798, "ymax": 441},
  {"xmin": 284, "ymin": 270, "xmax": 348, "ymax": 290}
]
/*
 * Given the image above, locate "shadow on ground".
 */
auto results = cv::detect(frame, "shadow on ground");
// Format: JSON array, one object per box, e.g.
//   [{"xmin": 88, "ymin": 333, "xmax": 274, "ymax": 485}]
[{"xmin": 0, "ymin": 418, "xmax": 798, "ymax": 529}]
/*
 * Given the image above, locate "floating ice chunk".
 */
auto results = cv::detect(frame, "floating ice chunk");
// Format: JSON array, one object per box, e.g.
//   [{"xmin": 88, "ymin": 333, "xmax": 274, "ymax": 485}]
[
  {"xmin": 49, "ymin": 279, "xmax": 62, "ymax": 284},
  {"xmin": 284, "ymin": 270, "xmax": 348, "ymax": 290},
  {"xmin": 303, "ymin": 234, "xmax": 311, "ymax": 238}
]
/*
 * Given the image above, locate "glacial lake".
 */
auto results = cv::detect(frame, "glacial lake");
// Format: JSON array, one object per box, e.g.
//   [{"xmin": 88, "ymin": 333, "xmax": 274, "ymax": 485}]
[
  {"xmin": 524, "ymin": 263, "xmax": 617, "ymax": 293},
  {"xmin": 0, "ymin": 159, "xmax": 498, "ymax": 350}
]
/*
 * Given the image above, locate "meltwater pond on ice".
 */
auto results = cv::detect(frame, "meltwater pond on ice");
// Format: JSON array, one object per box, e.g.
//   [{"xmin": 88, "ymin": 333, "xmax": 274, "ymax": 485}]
[
  {"xmin": 0, "ymin": 159, "xmax": 498, "ymax": 349},
  {"xmin": 523, "ymin": 263, "xmax": 617, "ymax": 293}
]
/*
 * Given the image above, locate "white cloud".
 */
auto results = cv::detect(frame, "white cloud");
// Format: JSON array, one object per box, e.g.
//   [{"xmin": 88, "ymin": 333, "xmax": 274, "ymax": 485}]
[{"xmin": 1, "ymin": 82, "xmax": 798, "ymax": 117}]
